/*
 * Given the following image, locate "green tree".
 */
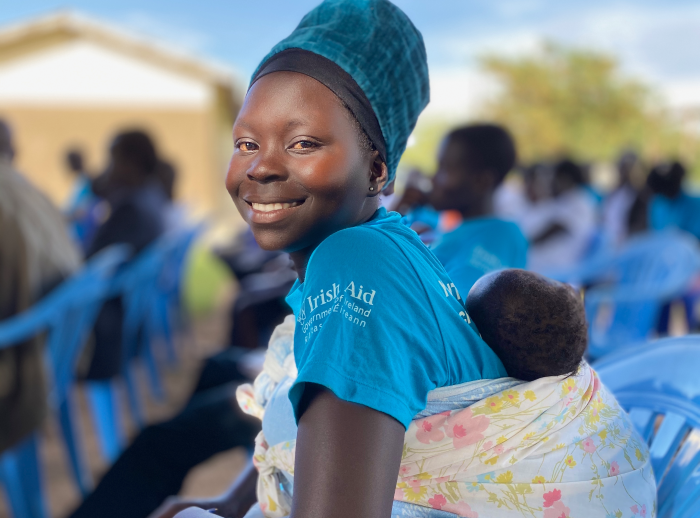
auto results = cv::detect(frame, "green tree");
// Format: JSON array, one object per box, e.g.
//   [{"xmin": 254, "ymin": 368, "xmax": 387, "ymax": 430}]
[
  {"xmin": 478, "ymin": 43, "xmax": 699, "ymax": 173},
  {"xmin": 398, "ymin": 43, "xmax": 699, "ymax": 182}
]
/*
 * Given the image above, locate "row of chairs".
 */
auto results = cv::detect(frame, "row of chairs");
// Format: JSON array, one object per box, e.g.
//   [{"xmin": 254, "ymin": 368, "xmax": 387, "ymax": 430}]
[
  {"xmin": 553, "ymin": 229, "xmax": 700, "ymax": 515},
  {"xmin": 548, "ymin": 229, "xmax": 700, "ymax": 359},
  {"xmin": 0, "ymin": 225, "xmax": 201, "ymax": 518},
  {"xmin": 595, "ymin": 336, "xmax": 700, "ymax": 518}
]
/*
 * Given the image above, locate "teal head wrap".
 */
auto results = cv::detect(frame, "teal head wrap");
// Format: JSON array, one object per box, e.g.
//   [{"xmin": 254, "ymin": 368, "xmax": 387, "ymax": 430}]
[{"xmin": 251, "ymin": 0, "xmax": 430, "ymax": 184}]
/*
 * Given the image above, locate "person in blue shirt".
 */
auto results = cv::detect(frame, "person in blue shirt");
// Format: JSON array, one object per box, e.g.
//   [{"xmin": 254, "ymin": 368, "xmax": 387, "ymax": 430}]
[
  {"xmin": 429, "ymin": 124, "xmax": 528, "ymax": 296},
  {"xmin": 647, "ymin": 161, "xmax": 700, "ymax": 241},
  {"xmin": 155, "ymin": 2, "xmax": 506, "ymax": 517},
  {"xmin": 64, "ymin": 149, "xmax": 102, "ymax": 251}
]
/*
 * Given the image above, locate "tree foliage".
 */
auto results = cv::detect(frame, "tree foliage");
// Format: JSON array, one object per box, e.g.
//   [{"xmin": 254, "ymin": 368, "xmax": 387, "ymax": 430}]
[
  {"xmin": 478, "ymin": 43, "xmax": 698, "ymax": 169},
  {"xmin": 398, "ymin": 43, "xmax": 699, "ymax": 182}
]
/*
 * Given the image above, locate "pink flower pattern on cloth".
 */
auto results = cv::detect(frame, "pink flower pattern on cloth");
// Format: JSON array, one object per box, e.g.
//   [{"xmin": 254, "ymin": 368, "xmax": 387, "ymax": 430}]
[
  {"xmin": 416, "ymin": 412, "xmax": 449, "ymax": 444},
  {"xmin": 444, "ymin": 408, "xmax": 489, "ymax": 449},
  {"xmin": 240, "ymin": 322, "xmax": 657, "ymax": 518},
  {"xmin": 394, "ymin": 364, "xmax": 657, "ymax": 517}
]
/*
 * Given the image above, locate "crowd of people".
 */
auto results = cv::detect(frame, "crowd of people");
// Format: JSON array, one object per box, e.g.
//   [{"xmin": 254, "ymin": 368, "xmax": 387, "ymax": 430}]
[
  {"xmin": 395, "ymin": 138, "xmax": 699, "ymax": 279},
  {"xmin": 0, "ymin": 122, "xmax": 184, "ymax": 456},
  {"xmin": 2, "ymin": 0, "xmax": 699, "ymax": 517}
]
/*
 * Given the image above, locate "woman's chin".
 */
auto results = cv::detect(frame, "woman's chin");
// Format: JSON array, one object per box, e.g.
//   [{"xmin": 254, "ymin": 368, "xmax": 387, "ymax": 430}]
[{"xmin": 249, "ymin": 229, "xmax": 296, "ymax": 253}]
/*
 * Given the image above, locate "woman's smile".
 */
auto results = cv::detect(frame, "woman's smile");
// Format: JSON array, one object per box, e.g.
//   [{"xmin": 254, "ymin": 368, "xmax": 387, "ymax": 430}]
[{"xmin": 243, "ymin": 198, "xmax": 307, "ymax": 224}]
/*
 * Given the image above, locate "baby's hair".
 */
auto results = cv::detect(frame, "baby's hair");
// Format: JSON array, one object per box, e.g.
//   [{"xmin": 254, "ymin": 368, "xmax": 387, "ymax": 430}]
[{"xmin": 466, "ymin": 269, "xmax": 587, "ymax": 381}]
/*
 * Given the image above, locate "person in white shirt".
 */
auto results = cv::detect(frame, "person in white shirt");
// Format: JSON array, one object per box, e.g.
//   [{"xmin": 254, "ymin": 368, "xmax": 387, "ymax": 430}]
[
  {"xmin": 520, "ymin": 159, "xmax": 597, "ymax": 273},
  {"xmin": 601, "ymin": 151, "xmax": 643, "ymax": 248}
]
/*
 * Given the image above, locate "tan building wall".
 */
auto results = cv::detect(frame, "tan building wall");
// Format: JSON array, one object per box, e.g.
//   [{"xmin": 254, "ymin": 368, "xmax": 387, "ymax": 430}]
[{"xmin": 0, "ymin": 104, "xmax": 231, "ymax": 219}]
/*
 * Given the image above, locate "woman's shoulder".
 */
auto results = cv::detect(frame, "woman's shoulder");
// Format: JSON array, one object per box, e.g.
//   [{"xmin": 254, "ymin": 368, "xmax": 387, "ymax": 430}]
[{"xmin": 310, "ymin": 220, "xmax": 416, "ymax": 267}]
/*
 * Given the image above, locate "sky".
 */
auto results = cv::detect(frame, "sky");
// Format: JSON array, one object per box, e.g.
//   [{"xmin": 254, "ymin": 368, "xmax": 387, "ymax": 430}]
[{"xmin": 2, "ymin": 0, "xmax": 699, "ymax": 119}]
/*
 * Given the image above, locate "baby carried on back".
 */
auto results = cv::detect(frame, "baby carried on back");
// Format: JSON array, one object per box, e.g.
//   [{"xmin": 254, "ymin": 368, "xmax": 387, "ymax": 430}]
[{"xmin": 237, "ymin": 270, "xmax": 656, "ymax": 518}]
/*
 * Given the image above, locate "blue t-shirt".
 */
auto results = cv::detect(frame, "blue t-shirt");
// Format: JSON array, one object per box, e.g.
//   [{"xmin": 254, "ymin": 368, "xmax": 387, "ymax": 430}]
[
  {"xmin": 649, "ymin": 192, "xmax": 700, "ymax": 240},
  {"xmin": 430, "ymin": 218, "xmax": 528, "ymax": 297},
  {"xmin": 285, "ymin": 208, "xmax": 506, "ymax": 429}
]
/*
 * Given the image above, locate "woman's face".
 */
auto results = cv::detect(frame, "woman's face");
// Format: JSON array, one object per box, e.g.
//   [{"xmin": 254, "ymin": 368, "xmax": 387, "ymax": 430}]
[{"xmin": 227, "ymin": 71, "xmax": 385, "ymax": 253}]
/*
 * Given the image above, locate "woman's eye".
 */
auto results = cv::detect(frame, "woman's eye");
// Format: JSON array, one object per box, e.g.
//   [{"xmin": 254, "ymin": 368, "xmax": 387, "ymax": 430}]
[
  {"xmin": 237, "ymin": 141, "xmax": 257, "ymax": 152},
  {"xmin": 291, "ymin": 140, "xmax": 316, "ymax": 150}
]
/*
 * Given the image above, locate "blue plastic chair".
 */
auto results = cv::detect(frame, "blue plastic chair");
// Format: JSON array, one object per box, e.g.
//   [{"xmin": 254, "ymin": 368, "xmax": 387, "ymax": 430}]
[
  {"xmin": 0, "ymin": 245, "xmax": 130, "ymax": 517},
  {"xmin": 147, "ymin": 225, "xmax": 203, "ymax": 367},
  {"xmin": 85, "ymin": 226, "xmax": 202, "ymax": 462},
  {"xmin": 594, "ymin": 336, "xmax": 700, "ymax": 518},
  {"xmin": 549, "ymin": 230, "xmax": 700, "ymax": 359},
  {"xmin": 84, "ymin": 239, "xmax": 173, "ymax": 461}
]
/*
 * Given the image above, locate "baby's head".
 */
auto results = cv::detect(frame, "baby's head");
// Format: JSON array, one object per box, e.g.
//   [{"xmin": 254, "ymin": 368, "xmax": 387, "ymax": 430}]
[{"xmin": 466, "ymin": 269, "xmax": 587, "ymax": 381}]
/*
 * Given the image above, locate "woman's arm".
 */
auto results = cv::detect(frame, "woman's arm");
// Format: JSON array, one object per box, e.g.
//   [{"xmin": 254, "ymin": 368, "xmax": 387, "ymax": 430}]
[
  {"xmin": 530, "ymin": 222, "xmax": 568, "ymax": 245},
  {"xmin": 148, "ymin": 461, "xmax": 258, "ymax": 518},
  {"xmin": 291, "ymin": 384, "xmax": 405, "ymax": 518}
]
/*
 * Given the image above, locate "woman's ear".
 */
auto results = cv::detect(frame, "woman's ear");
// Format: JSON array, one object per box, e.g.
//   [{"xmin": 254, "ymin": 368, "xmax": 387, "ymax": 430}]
[{"xmin": 368, "ymin": 151, "xmax": 389, "ymax": 196}]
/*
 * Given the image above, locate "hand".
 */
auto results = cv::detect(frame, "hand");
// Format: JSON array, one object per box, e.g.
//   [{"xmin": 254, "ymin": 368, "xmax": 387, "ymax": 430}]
[
  {"xmin": 147, "ymin": 497, "xmax": 220, "ymax": 518},
  {"xmin": 148, "ymin": 462, "xmax": 258, "ymax": 518}
]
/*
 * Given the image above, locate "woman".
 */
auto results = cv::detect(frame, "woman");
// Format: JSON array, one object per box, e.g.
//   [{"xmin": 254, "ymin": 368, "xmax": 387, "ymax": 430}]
[{"xmin": 155, "ymin": 1, "xmax": 506, "ymax": 517}]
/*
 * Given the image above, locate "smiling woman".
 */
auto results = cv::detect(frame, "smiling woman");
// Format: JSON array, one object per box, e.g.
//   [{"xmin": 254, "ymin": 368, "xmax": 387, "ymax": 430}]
[
  {"xmin": 156, "ymin": 2, "xmax": 508, "ymax": 518},
  {"xmin": 227, "ymin": 70, "xmax": 383, "ymax": 262}
]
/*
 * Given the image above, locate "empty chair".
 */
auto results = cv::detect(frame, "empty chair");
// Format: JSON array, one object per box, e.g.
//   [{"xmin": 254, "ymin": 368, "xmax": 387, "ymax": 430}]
[
  {"xmin": 550, "ymin": 230, "xmax": 700, "ymax": 359},
  {"xmin": 0, "ymin": 245, "xmax": 129, "ymax": 517},
  {"xmin": 594, "ymin": 336, "xmax": 700, "ymax": 518}
]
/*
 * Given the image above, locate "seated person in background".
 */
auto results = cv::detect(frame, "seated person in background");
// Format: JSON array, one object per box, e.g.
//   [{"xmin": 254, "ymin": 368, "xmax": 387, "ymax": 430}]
[
  {"xmin": 494, "ymin": 162, "xmax": 553, "ymax": 222},
  {"xmin": 82, "ymin": 130, "xmax": 169, "ymax": 380},
  {"xmin": 647, "ymin": 161, "xmax": 700, "ymax": 241},
  {"xmin": 601, "ymin": 150, "xmax": 644, "ymax": 248},
  {"xmin": 64, "ymin": 148, "xmax": 102, "ymax": 251},
  {"xmin": 520, "ymin": 159, "xmax": 596, "ymax": 273},
  {"xmin": 216, "ymin": 228, "xmax": 296, "ymax": 351},
  {"xmin": 465, "ymin": 268, "xmax": 586, "ymax": 381},
  {"xmin": 645, "ymin": 161, "xmax": 700, "ymax": 332},
  {"xmin": 87, "ymin": 130, "xmax": 168, "ymax": 258},
  {"xmin": 155, "ymin": 159, "xmax": 189, "ymax": 232},
  {"xmin": 0, "ymin": 119, "xmax": 81, "ymax": 454},
  {"xmin": 428, "ymin": 124, "xmax": 528, "ymax": 296},
  {"xmin": 69, "ymin": 347, "xmax": 260, "ymax": 518}
]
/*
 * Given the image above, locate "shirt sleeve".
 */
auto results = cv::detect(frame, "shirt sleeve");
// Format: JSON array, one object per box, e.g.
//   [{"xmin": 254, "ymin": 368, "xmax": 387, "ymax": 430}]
[{"xmin": 288, "ymin": 227, "xmax": 448, "ymax": 429}]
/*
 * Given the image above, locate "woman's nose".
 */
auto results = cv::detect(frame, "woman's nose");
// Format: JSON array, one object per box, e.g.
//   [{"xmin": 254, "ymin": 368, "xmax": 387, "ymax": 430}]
[{"xmin": 247, "ymin": 149, "xmax": 287, "ymax": 184}]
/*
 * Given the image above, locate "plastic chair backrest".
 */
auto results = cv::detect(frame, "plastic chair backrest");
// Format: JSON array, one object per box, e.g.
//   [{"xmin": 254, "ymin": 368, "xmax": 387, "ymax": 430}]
[
  {"xmin": 157, "ymin": 225, "xmax": 203, "ymax": 298},
  {"xmin": 551, "ymin": 230, "xmax": 700, "ymax": 358},
  {"xmin": 594, "ymin": 336, "xmax": 700, "ymax": 518},
  {"xmin": 113, "ymin": 226, "xmax": 200, "ymax": 360},
  {"xmin": 0, "ymin": 245, "xmax": 130, "ymax": 405}
]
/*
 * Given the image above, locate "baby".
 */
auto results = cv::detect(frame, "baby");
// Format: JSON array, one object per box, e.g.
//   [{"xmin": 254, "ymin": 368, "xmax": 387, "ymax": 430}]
[{"xmin": 465, "ymin": 268, "xmax": 587, "ymax": 381}]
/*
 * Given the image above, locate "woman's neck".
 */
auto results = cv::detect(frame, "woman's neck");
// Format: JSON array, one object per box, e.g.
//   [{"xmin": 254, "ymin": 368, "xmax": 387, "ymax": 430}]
[
  {"xmin": 289, "ymin": 202, "xmax": 380, "ymax": 282},
  {"xmin": 289, "ymin": 247, "xmax": 313, "ymax": 283}
]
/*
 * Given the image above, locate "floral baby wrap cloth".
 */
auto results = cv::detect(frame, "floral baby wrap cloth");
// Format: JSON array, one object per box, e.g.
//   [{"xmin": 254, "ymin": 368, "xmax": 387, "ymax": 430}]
[{"xmin": 237, "ymin": 317, "xmax": 657, "ymax": 518}]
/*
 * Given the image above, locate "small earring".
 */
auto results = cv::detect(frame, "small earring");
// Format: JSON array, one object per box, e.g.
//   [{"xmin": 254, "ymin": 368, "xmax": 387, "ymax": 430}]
[{"xmin": 369, "ymin": 186, "xmax": 374, "ymax": 191}]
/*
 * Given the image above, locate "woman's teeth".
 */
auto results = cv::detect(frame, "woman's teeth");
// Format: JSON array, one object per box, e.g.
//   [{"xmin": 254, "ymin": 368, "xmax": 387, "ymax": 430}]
[{"xmin": 251, "ymin": 201, "xmax": 301, "ymax": 212}]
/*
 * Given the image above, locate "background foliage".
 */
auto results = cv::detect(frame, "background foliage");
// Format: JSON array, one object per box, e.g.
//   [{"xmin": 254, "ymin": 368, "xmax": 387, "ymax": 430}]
[{"xmin": 400, "ymin": 43, "xmax": 700, "ymax": 183}]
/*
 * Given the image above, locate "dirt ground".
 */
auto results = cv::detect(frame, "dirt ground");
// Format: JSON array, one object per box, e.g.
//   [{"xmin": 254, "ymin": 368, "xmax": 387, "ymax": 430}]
[{"xmin": 0, "ymin": 286, "xmax": 247, "ymax": 518}]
